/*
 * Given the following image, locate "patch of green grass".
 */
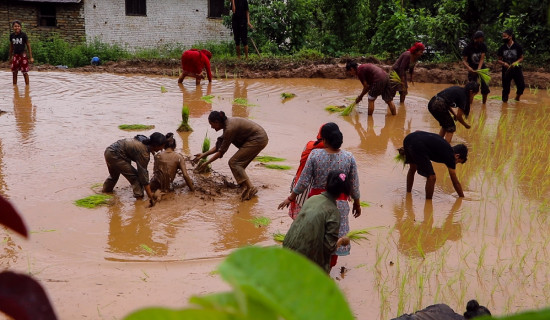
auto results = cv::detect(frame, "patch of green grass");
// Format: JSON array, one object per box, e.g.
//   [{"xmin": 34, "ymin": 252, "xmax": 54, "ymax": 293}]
[
  {"xmin": 255, "ymin": 156, "xmax": 286, "ymax": 162},
  {"xmin": 264, "ymin": 164, "xmax": 292, "ymax": 170},
  {"xmin": 325, "ymin": 105, "xmax": 345, "ymax": 113},
  {"xmin": 273, "ymin": 232, "xmax": 286, "ymax": 243},
  {"xmin": 201, "ymin": 95, "xmax": 215, "ymax": 103},
  {"xmin": 360, "ymin": 201, "xmax": 371, "ymax": 207},
  {"xmin": 281, "ymin": 92, "xmax": 296, "ymax": 100},
  {"xmin": 233, "ymin": 98, "xmax": 255, "ymax": 106},
  {"xmin": 248, "ymin": 216, "xmax": 271, "ymax": 228},
  {"xmin": 74, "ymin": 194, "xmax": 112, "ymax": 208},
  {"xmin": 118, "ymin": 124, "xmax": 155, "ymax": 131}
]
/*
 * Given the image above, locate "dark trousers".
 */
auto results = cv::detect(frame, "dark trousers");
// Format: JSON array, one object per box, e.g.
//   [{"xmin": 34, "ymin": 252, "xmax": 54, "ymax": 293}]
[
  {"xmin": 501, "ymin": 67, "xmax": 525, "ymax": 101},
  {"xmin": 467, "ymin": 72, "xmax": 490, "ymax": 95}
]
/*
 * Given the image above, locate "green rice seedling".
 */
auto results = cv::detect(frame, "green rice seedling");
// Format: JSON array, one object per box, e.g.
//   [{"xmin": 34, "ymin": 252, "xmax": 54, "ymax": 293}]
[
  {"xmin": 248, "ymin": 216, "xmax": 271, "ymax": 228},
  {"xmin": 140, "ymin": 244, "xmax": 155, "ymax": 254},
  {"xmin": 360, "ymin": 201, "xmax": 371, "ymax": 207},
  {"xmin": 177, "ymin": 105, "xmax": 193, "ymax": 132},
  {"xmin": 74, "ymin": 194, "xmax": 112, "ymax": 208},
  {"xmin": 255, "ymin": 155, "xmax": 286, "ymax": 162},
  {"xmin": 389, "ymin": 70, "xmax": 403, "ymax": 85},
  {"xmin": 340, "ymin": 102, "xmax": 356, "ymax": 116},
  {"xmin": 118, "ymin": 124, "xmax": 155, "ymax": 130},
  {"xmin": 273, "ymin": 232, "xmax": 286, "ymax": 243},
  {"xmin": 233, "ymin": 97, "xmax": 255, "ymax": 106},
  {"xmin": 201, "ymin": 95, "xmax": 215, "ymax": 103},
  {"xmin": 140, "ymin": 270, "xmax": 149, "ymax": 282},
  {"xmin": 476, "ymin": 68, "xmax": 491, "ymax": 85},
  {"xmin": 197, "ymin": 133, "xmax": 211, "ymax": 173},
  {"xmin": 346, "ymin": 229, "xmax": 371, "ymax": 244},
  {"xmin": 161, "ymin": 86, "xmax": 167, "ymax": 93},
  {"xmin": 325, "ymin": 105, "xmax": 345, "ymax": 113},
  {"xmin": 264, "ymin": 164, "xmax": 292, "ymax": 170},
  {"xmin": 489, "ymin": 95, "xmax": 502, "ymax": 100},
  {"xmin": 281, "ymin": 92, "xmax": 296, "ymax": 100}
]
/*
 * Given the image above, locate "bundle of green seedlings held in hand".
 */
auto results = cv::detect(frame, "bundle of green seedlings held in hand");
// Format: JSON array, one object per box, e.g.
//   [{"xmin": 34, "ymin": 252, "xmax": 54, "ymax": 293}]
[
  {"xmin": 196, "ymin": 134, "xmax": 211, "ymax": 173},
  {"xmin": 177, "ymin": 105, "xmax": 192, "ymax": 132},
  {"xmin": 476, "ymin": 68, "xmax": 491, "ymax": 85},
  {"xmin": 340, "ymin": 102, "xmax": 357, "ymax": 116},
  {"xmin": 389, "ymin": 70, "xmax": 403, "ymax": 85},
  {"xmin": 345, "ymin": 229, "xmax": 371, "ymax": 244}
]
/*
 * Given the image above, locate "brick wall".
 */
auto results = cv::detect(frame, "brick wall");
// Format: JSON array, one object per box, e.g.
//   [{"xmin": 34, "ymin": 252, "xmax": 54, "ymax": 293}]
[
  {"xmin": 83, "ymin": 0, "xmax": 232, "ymax": 51},
  {"xmin": 0, "ymin": 2, "xmax": 85, "ymax": 43}
]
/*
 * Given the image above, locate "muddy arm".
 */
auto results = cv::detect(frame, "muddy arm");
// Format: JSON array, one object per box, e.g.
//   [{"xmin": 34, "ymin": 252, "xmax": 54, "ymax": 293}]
[
  {"xmin": 455, "ymin": 108, "xmax": 470, "ymax": 129},
  {"xmin": 448, "ymin": 168, "xmax": 464, "ymax": 197}
]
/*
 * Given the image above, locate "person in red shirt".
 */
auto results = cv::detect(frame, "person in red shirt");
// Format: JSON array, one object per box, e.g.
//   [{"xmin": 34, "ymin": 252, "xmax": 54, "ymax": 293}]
[{"xmin": 177, "ymin": 49, "xmax": 213, "ymax": 85}]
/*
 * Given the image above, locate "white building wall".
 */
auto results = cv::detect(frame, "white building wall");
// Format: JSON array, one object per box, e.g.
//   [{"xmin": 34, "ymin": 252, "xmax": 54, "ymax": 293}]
[{"xmin": 83, "ymin": 0, "xmax": 231, "ymax": 50}]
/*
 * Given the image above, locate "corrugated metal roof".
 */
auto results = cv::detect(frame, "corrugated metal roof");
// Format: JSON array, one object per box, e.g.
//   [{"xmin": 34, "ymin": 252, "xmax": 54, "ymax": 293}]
[{"xmin": 15, "ymin": 0, "xmax": 82, "ymax": 3}]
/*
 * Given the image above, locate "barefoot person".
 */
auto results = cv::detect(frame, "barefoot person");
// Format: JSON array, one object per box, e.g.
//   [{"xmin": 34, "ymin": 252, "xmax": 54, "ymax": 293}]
[
  {"xmin": 462, "ymin": 31, "xmax": 490, "ymax": 104},
  {"xmin": 283, "ymin": 170, "xmax": 351, "ymax": 273},
  {"xmin": 346, "ymin": 61, "xmax": 397, "ymax": 115},
  {"xmin": 177, "ymin": 49, "xmax": 212, "ymax": 85},
  {"xmin": 103, "ymin": 132, "xmax": 167, "ymax": 206},
  {"xmin": 149, "ymin": 133, "xmax": 194, "ymax": 201},
  {"xmin": 9, "ymin": 20, "xmax": 34, "ymax": 86},
  {"xmin": 231, "ymin": 0, "xmax": 253, "ymax": 59},
  {"xmin": 279, "ymin": 122, "xmax": 361, "ymax": 269},
  {"xmin": 428, "ymin": 82, "xmax": 479, "ymax": 143},
  {"xmin": 392, "ymin": 42, "xmax": 425, "ymax": 103},
  {"xmin": 497, "ymin": 29, "xmax": 525, "ymax": 102},
  {"xmin": 193, "ymin": 111, "xmax": 268, "ymax": 201},
  {"xmin": 401, "ymin": 131, "xmax": 468, "ymax": 200}
]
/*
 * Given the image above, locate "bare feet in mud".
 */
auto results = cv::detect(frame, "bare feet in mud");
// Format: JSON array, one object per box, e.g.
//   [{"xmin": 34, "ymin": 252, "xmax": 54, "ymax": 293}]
[{"xmin": 240, "ymin": 186, "xmax": 258, "ymax": 201}]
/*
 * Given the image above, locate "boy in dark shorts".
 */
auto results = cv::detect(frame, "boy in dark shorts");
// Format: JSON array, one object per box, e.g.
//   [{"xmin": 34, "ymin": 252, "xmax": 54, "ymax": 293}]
[
  {"xmin": 231, "ymin": 0, "xmax": 253, "ymax": 59},
  {"xmin": 462, "ymin": 31, "xmax": 489, "ymax": 103},
  {"xmin": 402, "ymin": 131, "xmax": 468, "ymax": 199},
  {"xmin": 346, "ymin": 61, "xmax": 397, "ymax": 116},
  {"xmin": 9, "ymin": 20, "xmax": 34, "ymax": 85},
  {"xmin": 428, "ymin": 82, "xmax": 479, "ymax": 143}
]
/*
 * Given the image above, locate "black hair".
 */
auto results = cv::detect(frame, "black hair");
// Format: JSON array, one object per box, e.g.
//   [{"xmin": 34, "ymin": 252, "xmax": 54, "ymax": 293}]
[
  {"xmin": 326, "ymin": 170, "xmax": 351, "ymax": 198},
  {"xmin": 473, "ymin": 31, "xmax": 484, "ymax": 39},
  {"xmin": 320, "ymin": 122, "xmax": 343, "ymax": 149},
  {"xmin": 164, "ymin": 132, "xmax": 176, "ymax": 150},
  {"xmin": 12, "ymin": 20, "xmax": 21, "ymax": 27},
  {"xmin": 208, "ymin": 111, "xmax": 228, "ymax": 123},
  {"xmin": 465, "ymin": 81, "xmax": 480, "ymax": 94},
  {"xmin": 464, "ymin": 300, "xmax": 491, "ymax": 319},
  {"xmin": 453, "ymin": 144, "xmax": 468, "ymax": 163},
  {"xmin": 503, "ymin": 29, "xmax": 514, "ymax": 38},
  {"xmin": 137, "ymin": 132, "xmax": 166, "ymax": 147},
  {"xmin": 345, "ymin": 61, "xmax": 358, "ymax": 71}
]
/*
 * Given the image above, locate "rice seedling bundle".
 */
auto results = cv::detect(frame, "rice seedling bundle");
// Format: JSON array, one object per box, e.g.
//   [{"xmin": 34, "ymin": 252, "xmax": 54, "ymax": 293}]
[
  {"xmin": 360, "ymin": 201, "xmax": 371, "ymax": 207},
  {"xmin": 248, "ymin": 216, "xmax": 271, "ymax": 228},
  {"xmin": 476, "ymin": 68, "xmax": 491, "ymax": 85},
  {"xmin": 74, "ymin": 194, "xmax": 112, "ymax": 208},
  {"xmin": 273, "ymin": 232, "xmax": 286, "ymax": 243},
  {"xmin": 201, "ymin": 95, "xmax": 215, "ymax": 103},
  {"xmin": 340, "ymin": 102, "xmax": 356, "ymax": 116},
  {"xmin": 389, "ymin": 70, "xmax": 403, "ymax": 85},
  {"xmin": 325, "ymin": 105, "xmax": 345, "ymax": 113},
  {"xmin": 140, "ymin": 244, "xmax": 155, "ymax": 254},
  {"xmin": 346, "ymin": 229, "xmax": 371, "ymax": 244},
  {"xmin": 177, "ymin": 105, "xmax": 193, "ymax": 132},
  {"xmin": 264, "ymin": 164, "xmax": 292, "ymax": 170},
  {"xmin": 161, "ymin": 86, "xmax": 167, "ymax": 93},
  {"xmin": 198, "ymin": 134, "xmax": 211, "ymax": 173},
  {"xmin": 281, "ymin": 92, "xmax": 296, "ymax": 100},
  {"xmin": 255, "ymin": 156, "xmax": 286, "ymax": 162},
  {"xmin": 118, "ymin": 124, "xmax": 155, "ymax": 131}
]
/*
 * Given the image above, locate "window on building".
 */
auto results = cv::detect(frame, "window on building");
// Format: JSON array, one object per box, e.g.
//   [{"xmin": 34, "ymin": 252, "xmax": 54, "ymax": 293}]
[
  {"xmin": 38, "ymin": 4, "xmax": 56, "ymax": 27},
  {"xmin": 209, "ymin": 0, "xmax": 228, "ymax": 18},
  {"xmin": 126, "ymin": 0, "xmax": 146, "ymax": 16}
]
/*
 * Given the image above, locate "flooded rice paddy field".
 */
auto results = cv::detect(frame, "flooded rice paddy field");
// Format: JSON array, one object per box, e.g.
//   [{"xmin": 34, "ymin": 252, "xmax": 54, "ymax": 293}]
[{"xmin": 0, "ymin": 70, "xmax": 549, "ymax": 319}]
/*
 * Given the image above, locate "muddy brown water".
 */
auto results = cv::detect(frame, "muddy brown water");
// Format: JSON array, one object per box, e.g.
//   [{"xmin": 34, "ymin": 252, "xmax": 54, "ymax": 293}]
[{"xmin": 0, "ymin": 71, "xmax": 549, "ymax": 319}]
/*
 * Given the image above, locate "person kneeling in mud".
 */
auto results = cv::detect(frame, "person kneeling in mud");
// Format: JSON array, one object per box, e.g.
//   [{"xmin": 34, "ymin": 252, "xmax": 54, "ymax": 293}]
[
  {"xmin": 103, "ymin": 132, "xmax": 167, "ymax": 205},
  {"xmin": 283, "ymin": 170, "xmax": 351, "ymax": 273},
  {"xmin": 192, "ymin": 111, "xmax": 268, "ymax": 201},
  {"xmin": 401, "ymin": 131, "xmax": 468, "ymax": 200},
  {"xmin": 428, "ymin": 81, "xmax": 479, "ymax": 143},
  {"xmin": 392, "ymin": 299, "xmax": 491, "ymax": 320},
  {"xmin": 149, "ymin": 133, "xmax": 194, "ymax": 202}
]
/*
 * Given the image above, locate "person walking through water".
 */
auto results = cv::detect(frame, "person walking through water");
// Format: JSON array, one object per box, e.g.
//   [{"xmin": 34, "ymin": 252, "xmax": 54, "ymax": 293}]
[
  {"xmin": 279, "ymin": 122, "xmax": 361, "ymax": 269},
  {"xmin": 149, "ymin": 133, "xmax": 194, "ymax": 201},
  {"xmin": 497, "ymin": 29, "xmax": 525, "ymax": 102},
  {"xmin": 177, "ymin": 48, "xmax": 212, "ymax": 85},
  {"xmin": 428, "ymin": 82, "xmax": 479, "ymax": 143},
  {"xmin": 231, "ymin": 0, "xmax": 253, "ymax": 59},
  {"xmin": 462, "ymin": 31, "xmax": 490, "ymax": 104},
  {"xmin": 193, "ymin": 111, "xmax": 268, "ymax": 201},
  {"xmin": 283, "ymin": 170, "xmax": 352, "ymax": 273},
  {"xmin": 346, "ymin": 61, "xmax": 397, "ymax": 116},
  {"xmin": 9, "ymin": 20, "xmax": 34, "ymax": 86},
  {"xmin": 400, "ymin": 131, "xmax": 468, "ymax": 200},
  {"xmin": 103, "ymin": 132, "xmax": 167, "ymax": 206},
  {"xmin": 287, "ymin": 123, "xmax": 326, "ymax": 219},
  {"xmin": 392, "ymin": 42, "xmax": 425, "ymax": 103}
]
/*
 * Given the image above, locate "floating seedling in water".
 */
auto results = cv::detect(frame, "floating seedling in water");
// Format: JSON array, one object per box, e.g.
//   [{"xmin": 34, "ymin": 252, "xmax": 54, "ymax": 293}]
[
  {"xmin": 281, "ymin": 92, "xmax": 296, "ymax": 100},
  {"xmin": 340, "ymin": 102, "xmax": 357, "ymax": 116},
  {"xmin": 177, "ymin": 105, "xmax": 193, "ymax": 132},
  {"xmin": 264, "ymin": 164, "xmax": 291, "ymax": 170},
  {"xmin": 233, "ymin": 98, "xmax": 255, "ymax": 106},
  {"xmin": 360, "ymin": 201, "xmax": 371, "ymax": 207},
  {"xmin": 325, "ymin": 105, "xmax": 345, "ymax": 113},
  {"xmin": 273, "ymin": 232, "xmax": 286, "ymax": 243},
  {"xmin": 255, "ymin": 155, "xmax": 286, "ymax": 162},
  {"xmin": 140, "ymin": 244, "xmax": 155, "ymax": 254},
  {"xmin": 201, "ymin": 95, "xmax": 215, "ymax": 103},
  {"xmin": 346, "ymin": 229, "xmax": 371, "ymax": 244},
  {"xmin": 118, "ymin": 124, "xmax": 155, "ymax": 131},
  {"xmin": 248, "ymin": 216, "xmax": 271, "ymax": 228},
  {"xmin": 474, "ymin": 95, "xmax": 502, "ymax": 100},
  {"xmin": 74, "ymin": 194, "xmax": 112, "ymax": 208},
  {"xmin": 161, "ymin": 86, "xmax": 167, "ymax": 93}
]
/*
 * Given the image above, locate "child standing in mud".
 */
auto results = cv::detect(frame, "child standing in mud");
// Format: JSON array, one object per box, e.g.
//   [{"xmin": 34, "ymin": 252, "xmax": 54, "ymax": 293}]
[
  {"xmin": 192, "ymin": 111, "xmax": 268, "ymax": 201},
  {"xmin": 9, "ymin": 20, "xmax": 34, "ymax": 86}
]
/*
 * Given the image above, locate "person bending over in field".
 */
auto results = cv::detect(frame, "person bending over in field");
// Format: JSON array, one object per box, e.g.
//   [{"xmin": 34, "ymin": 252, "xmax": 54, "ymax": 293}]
[
  {"xmin": 400, "ymin": 131, "xmax": 468, "ymax": 200},
  {"xmin": 178, "ymin": 48, "xmax": 212, "ymax": 85}
]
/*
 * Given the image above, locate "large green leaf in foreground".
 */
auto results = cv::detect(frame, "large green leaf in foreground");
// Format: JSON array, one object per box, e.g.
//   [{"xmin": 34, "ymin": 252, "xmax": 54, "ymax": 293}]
[{"xmin": 125, "ymin": 308, "xmax": 233, "ymax": 320}]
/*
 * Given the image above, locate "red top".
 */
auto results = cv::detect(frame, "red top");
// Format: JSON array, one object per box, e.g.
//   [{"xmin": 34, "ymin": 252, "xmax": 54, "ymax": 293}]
[{"xmin": 181, "ymin": 49, "xmax": 212, "ymax": 81}]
